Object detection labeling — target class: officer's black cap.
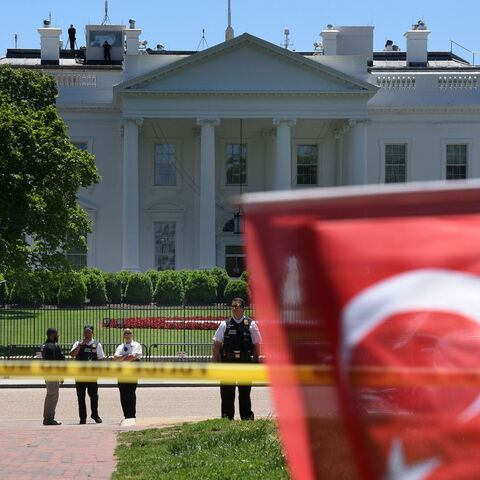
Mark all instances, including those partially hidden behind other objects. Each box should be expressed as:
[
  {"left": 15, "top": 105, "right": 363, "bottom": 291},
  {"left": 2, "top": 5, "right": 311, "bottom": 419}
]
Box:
[
  {"left": 47, "top": 327, "right": 58, "bottom": 336},
  {"left": 84, "top": 324, "right": 94, "bottom": 332}
]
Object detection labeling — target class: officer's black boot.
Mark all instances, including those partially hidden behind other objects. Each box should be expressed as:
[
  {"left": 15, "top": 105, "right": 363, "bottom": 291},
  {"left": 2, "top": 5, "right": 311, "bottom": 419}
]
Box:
[{"left": 90, "top": 394, "right": 102, "bottom": 423}]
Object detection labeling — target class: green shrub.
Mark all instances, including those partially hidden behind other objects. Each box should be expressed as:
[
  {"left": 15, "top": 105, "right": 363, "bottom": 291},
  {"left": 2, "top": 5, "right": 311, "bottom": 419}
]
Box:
[
  {"left": 153, "top": 270, "right": 185, "bottom": 305},
  {"left": 9, "top": 271, "right": 44, "bottom": 305},
  {"left": 80, "top": 267, "right": 103, "bottom": 277},
  {"left": 81, "top": 270, "right": 107, "bottom": 305},
  {"left": 178, "top": 269, "right": 192, "bottom": 290},
  {"left": 103, "top": 272, "right": 122, "bottom": 304},
  {"left": 116, "top": 270, "right": 132, "bottom": 299},
  {"left": 224, "top": 279, "right": 249, "bottom": 305},
  {"left": 185, "top": 270, "right": 216, "bottom": 304},
  {"left": 57, "top": 272, "right": 87, "bottom": 306},
  {"left": 34, "top": 270, "right": 60, "bottom": 305},
  {"left": 145, "top": 269, "right": 161, "bottom": 291},
  {"left": 0, "top": 273, "right": 9, "bottom": 304},
  {"left": 124, "top": 273, "right": 153, "bottom": 304},
  {"left": 240, "top": 269, "right": 249, "bottom": 284},
  {"left": 209, "top": 267, "right": 230, "bottom": 303}
]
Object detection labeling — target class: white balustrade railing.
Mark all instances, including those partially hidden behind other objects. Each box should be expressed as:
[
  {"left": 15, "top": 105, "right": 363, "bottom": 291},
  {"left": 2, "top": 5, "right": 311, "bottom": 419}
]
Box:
[
  {"left": 54, "top": 73, "right": 97, "bottom": 88},
  {"left": 375, "top": 76, "right": 416, "bottom": 89},
  {"left": 438, "top": 75, "right": 478, "bottom": 89}
]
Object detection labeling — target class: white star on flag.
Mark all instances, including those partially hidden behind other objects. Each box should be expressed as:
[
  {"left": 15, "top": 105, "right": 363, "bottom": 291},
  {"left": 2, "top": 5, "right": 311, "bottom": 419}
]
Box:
[{"left": 383, "top": 438, "right": 440, "bottom": 480}]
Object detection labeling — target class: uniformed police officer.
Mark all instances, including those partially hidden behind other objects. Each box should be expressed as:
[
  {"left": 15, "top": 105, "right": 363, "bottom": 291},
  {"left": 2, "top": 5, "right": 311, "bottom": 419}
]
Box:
[
  {"left": 114, "top": 328, "right": 142, "bottom": 419},
  {"left": 70, "top": 325, "right": 105, "bottom": 424},
  {"left": 213, "top": 297, "right": 262, "bottom": 420},
  {"left": 41, "top": 327, "right": 65, "bottom": 426}
]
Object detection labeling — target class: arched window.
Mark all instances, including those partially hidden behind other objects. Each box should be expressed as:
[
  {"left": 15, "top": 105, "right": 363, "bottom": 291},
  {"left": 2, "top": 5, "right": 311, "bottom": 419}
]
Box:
[{"left": 223, "top": 218, "right": 235, "bottom": 233}]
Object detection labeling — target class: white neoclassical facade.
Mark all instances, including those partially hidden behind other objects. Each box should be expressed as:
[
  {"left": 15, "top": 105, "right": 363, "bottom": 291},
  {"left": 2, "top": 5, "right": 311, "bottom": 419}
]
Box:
[{"left": 2, "top": 20, "right": 480, "bottom": 274}]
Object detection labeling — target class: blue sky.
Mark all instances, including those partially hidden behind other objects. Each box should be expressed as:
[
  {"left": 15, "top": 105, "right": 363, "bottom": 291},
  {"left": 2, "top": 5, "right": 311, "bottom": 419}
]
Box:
[{"left": 1, "top": 1, "right": 479, "bottom": 61}]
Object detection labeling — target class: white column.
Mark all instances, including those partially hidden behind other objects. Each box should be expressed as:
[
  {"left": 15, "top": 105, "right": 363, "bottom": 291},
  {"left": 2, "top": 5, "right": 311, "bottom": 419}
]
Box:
[
  {"left": 122, "top": 118, "right": 143, "bottom": 272},
  {"left": 349, "top": 119, "right": 369, "bottom": 185},
  {"left": 197, "top": 117, "right": 220, "bottom": 270},
  {"left": 273, "top": 118, "right": 296, "bottom": 190},
  {"left": 335, "top": 133, "right": 344, "bottom": 186}
]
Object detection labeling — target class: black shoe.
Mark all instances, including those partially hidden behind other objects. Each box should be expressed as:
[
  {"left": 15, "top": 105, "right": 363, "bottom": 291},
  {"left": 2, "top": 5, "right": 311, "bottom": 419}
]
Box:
[
  {"left": 43, "top": 420, "right": 61, "bottom": 426},
  {"left": 79, "top": 419, "right": 86, "bottom": 424},
  {"left": 91, "top": 415, "right": 102, "bottom": 424}
]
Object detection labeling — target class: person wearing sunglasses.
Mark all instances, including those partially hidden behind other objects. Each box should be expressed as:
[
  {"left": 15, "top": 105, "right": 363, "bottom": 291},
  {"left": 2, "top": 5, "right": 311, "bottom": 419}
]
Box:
[
  {"left": 213, "top": 297, "right": 262, "bottom": 420},
  {"left": 114, "top": 328, "right": 142, "bottom": 420}
]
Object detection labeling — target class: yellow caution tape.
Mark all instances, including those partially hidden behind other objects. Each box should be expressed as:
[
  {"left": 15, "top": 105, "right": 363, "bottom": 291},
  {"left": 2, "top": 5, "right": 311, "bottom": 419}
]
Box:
[
  {"left": 0, "top": 361, "right": 269, "bottom": 384},
  {"left": 2, "top": 361, "right": 479, "bottom": 387}
]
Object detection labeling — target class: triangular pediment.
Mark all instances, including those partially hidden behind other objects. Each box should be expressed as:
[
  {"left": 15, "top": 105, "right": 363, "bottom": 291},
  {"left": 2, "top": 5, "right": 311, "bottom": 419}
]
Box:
[{"left": 117, "top": 33, "right": 376, "bottom": 95}]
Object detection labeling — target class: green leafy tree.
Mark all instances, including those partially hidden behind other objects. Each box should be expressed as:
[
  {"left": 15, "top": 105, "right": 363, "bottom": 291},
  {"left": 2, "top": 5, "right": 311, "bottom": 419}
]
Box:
[
  {"left": 0, "top": 65, "right": 100, "bottom": 274},
  {"left": 209, "top": 267, "right": 230, "bottom": 303},
  {"left": 103, "top": 272, "right": 122, "bottom": 304}
]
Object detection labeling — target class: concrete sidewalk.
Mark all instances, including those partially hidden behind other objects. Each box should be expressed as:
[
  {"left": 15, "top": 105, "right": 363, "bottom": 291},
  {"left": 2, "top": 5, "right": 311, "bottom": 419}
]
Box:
[{"left": 0, "top": 385, "right": 275, "bottom": 479}]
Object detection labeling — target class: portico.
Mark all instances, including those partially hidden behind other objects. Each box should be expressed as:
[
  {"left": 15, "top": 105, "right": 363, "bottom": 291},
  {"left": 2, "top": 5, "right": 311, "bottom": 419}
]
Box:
[{"left": 116, "top": 33, "right": 376, "bottom": 271}]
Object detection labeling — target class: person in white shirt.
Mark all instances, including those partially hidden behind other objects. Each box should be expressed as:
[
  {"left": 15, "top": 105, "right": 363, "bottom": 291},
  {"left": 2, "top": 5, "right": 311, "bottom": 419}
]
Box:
[
  {"left": 114, "top": 328, "right": 142, "bottom": 419},
  {"left": 70, "top": 324, "right": 105, "bottom": 424},
  {"left": 213, "top": 297, "right": 262, "bottom": 420}
]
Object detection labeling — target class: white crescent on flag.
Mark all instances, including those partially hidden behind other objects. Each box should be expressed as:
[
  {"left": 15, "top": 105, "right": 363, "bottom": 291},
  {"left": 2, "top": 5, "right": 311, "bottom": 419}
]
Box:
[{"left": 341, "top": 268, "right": 480, "bottom": 365}]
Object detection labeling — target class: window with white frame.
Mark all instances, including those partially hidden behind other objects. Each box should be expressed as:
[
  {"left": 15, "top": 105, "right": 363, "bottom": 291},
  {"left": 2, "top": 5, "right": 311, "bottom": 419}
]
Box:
[
  {"left": 225, "top": 245, "right": 245, "bottom": 278},
  {"left": 66, "top": 234, "right": 87, "bottom": 271},
  {"left": 155, "top": 222, "right": 176, "bottom": 270},
  {"left": 446, "top": 144, "right": 467, "bottom": 180},
  {"left": 72, "top": 142, "right": 88, "bottom": 152},
  {"left": 155, "top": 144, "right": 176, "bottom": 186},
  {"left": 296, "top": 145, "right": 318, "bottom": 185},
  {"left": 226, "top": 144, "right": 247, "bottom": 185},
  {"left": 385, "top": 144, "right": 407, "bottom": 183}
]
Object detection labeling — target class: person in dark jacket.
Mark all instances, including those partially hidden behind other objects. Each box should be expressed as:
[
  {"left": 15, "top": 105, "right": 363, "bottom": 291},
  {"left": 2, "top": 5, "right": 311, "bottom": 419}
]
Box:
[
  {"left": 68, "top": 24, "right": 76, "bottom": 50},
  {"left": 41, "top": 328, "right": 65, "bottom": 426},
  {"left": 70, "top": 325, "right": 105, "bottom": 424},
  {"left": 212, "top": 298, "right": 262, "bottom": 420}
]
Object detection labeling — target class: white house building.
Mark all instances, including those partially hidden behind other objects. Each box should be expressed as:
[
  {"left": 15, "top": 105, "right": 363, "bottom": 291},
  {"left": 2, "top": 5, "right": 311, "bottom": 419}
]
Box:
[{"left": 2, "top": 18, "right": 479, "bottom": 275}]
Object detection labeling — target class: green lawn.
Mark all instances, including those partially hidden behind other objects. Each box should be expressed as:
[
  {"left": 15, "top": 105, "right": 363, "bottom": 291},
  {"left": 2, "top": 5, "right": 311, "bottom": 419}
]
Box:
[
  {"left": 112, "top": 419, "right": 288, "bottom": 480},
  {"left": 0, "top": 305, "right": 254, "bottom": 358}
]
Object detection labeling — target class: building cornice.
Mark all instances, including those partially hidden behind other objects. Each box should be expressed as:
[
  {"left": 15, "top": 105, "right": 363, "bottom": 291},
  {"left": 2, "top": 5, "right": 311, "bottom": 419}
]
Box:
[
  {"left": 119, "top": 90, "right": 374, "bottom": 98},
  {"left": 57, "top": 103, "right": 121, "bottom": 113},
  {"left": 368, "top": 104, "right": 480, "bottom": 114}
]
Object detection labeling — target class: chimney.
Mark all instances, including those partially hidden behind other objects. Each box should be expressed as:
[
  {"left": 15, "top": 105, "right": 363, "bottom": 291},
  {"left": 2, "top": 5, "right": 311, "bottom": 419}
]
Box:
[
  {"left": 38, "top": 20, "right": 62, "bottom": 65},
  {"left": 125, "top": 19, "right": 142, "bottom": 55},
  {"left": 404, "top": 20, "right": 430, "bottom": 66},
  {"left": 320, "top": 24, "right": 339, "bottom": 56}
]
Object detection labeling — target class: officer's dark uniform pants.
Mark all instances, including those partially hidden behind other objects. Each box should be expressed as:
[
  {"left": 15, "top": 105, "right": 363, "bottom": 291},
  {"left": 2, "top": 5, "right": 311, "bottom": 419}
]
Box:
[
  {"left": 75, "top": 382, "right": 99, "bottom": 420},
  {"left": 220, "top": 384, "right": 254, "bottom": 420},
  {"left": 118, "top": 382, "right": 137, "bottom": 419}
]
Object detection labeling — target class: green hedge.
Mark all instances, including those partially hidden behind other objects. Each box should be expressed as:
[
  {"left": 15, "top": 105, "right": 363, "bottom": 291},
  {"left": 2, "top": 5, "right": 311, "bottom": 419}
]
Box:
[
  {"left": 185, "top": 270, "right": 217, "bottom": 304},
  {"left": 209, "top": 267, "right": 230, "bottom": 303},
  {"left": 103, "top": 272, "right": 122, "bottom": 303},
  {"left": 80, "top": 268, "right": 107, "bottom": 305},
  {"left": 124, "top": 273, "right": 153, "bottom": 304},
  {"left": 153, "top": 270, "right": 185, "bottom": 305},
  {"left": 9, "top": 272, "right": 44, "bottom": 306},
  {"left": 58, "top": 272, "right": 87, "bottom": 306},
  {"left": 0, "top": 273, "right": 9, "bottom": 304},
  {"left": 224, "top": 279, "right": 249, "bottom": 305},
  {"left": 116, "top": 270, "right": 132, "bottom": 299}
]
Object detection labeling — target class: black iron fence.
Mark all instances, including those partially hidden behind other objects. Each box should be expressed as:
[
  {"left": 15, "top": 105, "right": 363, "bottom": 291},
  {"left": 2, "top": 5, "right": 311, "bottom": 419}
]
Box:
[{"left": 0, "top": 303, "right": 255, "bottom": 361}]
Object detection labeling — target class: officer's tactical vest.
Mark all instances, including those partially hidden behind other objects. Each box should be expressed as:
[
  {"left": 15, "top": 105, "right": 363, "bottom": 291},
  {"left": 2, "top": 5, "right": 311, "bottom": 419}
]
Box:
[
  {"left": 76, "top": 342, "right": 98, "bottom": 361},
  {"left": 220, "top": 317, "right": 253, "bottom": 363}
]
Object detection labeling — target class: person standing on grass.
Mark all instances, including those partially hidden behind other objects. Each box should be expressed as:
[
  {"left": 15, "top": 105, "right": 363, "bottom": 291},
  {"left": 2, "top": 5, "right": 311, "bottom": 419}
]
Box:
[
  {"left": 70, "top": 324, "right": 104, "bottom": 424},
  {"left": 114, "top": 328, "right": 142, "bottom": 419},
  {"left": 41, "top": 327, "right": 65, "bottom": 426},
  {"left": 212, "top": 297, "right": 262, "bottom": 420}
]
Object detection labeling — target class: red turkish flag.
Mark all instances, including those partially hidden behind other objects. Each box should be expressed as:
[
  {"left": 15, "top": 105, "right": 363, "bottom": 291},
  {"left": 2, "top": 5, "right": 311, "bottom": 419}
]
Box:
[
  {"left": 243, "top": 184, "right": 480, "bottom": 480},
  {"left": 306, "top": 214, "right": 480, "bottom": 479}
]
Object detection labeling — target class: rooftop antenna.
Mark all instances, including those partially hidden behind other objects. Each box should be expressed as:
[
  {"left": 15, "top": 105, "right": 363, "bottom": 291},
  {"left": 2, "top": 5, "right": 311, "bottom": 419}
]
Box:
[
  {"left": 14, "top": 34, "right": 17, "bottom": 49},
  {"left": 101, "top": 0, "right": 111, "bottom": 25},
  {"left": 281, "top": 28, "right": 293, "bottom": 50},
  {"left": 197, "top": 29, "right": 209, "bottom": 51},
  {"left": 225, "top": 0, "right": 234, "bottom": 41}
]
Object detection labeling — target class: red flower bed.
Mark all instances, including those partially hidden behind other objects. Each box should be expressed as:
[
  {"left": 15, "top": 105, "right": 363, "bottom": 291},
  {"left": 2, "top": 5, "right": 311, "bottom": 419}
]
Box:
[{"left": 102, "top": 316, "right": 230, "bottom": 330}]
